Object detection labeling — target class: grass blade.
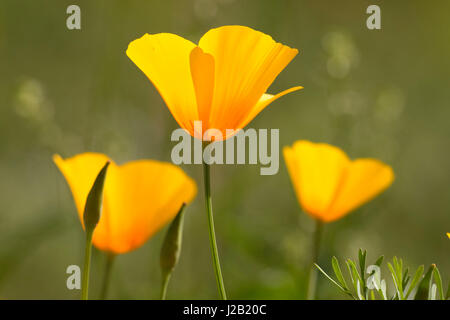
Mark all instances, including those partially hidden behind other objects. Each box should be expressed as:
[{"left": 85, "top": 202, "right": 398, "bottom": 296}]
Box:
[
  {"left": 432, "top": 267, "right": 444, "bottom": 300},
  {"left": 405, "top": 265, "right": 424, "bottom": 299},
  {"left": 332, "top": 256, "right": 349, "bottom": 290},
  {"left": 415, "top": 264, "right": 434, "bottom": 300},
  {"left": 314, "top": 263, "right": 354, "bottom": 299}
]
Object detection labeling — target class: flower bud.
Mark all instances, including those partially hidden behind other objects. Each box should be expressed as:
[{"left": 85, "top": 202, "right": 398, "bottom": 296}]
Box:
[
  {"left": 83, "top": 161, "right": 110, "bottom": 234},
  {"left": 160, "top": 203, "right": 186, "bottom": 275}
]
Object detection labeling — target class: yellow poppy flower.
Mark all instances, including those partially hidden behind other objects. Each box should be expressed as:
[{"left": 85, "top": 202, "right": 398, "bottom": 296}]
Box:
[
  {"left": 447, "top": 233, "right": 450, "bottom": 239},
  {"left": 126, "top": 25, "right": 302, "bottom": 140},
  {"left": 283, "top": 140, "right": 394, "bottom": 223},
  {"left": 53, "top": 153, "right": 197, "bottom": 254}
]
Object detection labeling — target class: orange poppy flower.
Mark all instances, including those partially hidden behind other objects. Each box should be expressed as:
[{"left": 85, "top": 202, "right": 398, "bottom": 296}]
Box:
[
  {"left": 283, "top": 140, "right": 394, "bottom": 223},
  {"left": 54, "top": 153, "right": 197, "bottom": 254},
  {"left": 126, "top": 25, "right": 302, "bottom": 140}
]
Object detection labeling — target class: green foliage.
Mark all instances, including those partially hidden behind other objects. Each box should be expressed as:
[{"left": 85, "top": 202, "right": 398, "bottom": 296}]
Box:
[{"left": 315, "top": 249, "right": 448, "bottom": 300}]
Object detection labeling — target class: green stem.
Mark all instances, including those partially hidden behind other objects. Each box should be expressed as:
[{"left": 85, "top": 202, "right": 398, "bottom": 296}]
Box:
[
  {"left": 81, "top": 229, "right": 94, "bottom": 300},
  {"left": 160, "top": 271, "right": 171, "bottom": 300},
  {"left": 202, "top": 143, "right": 227, "bottom": 300},
  {"left": 307, "top": 219, "right": 323, "bottom": 300},
  {"left": 100, "top": 253, "right": 115, "bottom": 300}
]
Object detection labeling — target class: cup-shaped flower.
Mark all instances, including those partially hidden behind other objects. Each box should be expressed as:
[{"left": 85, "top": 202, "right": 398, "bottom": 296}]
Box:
[
  {"left": 54, "top": 153, "right": 197, "bottom": 254},
  {"left": 126, "top": 25, "right": 302, "bottom": 140},
  {"left": 283, "top": 140, "right": 394, "bottom": 223}
]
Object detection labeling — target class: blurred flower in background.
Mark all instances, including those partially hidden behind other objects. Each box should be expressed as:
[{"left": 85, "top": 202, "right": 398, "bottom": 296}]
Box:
[
  {"left": 53, "top": 152, "right": 197, "bottom": 254},
  {"left": 322, "top": 30, "right": 359, "bottom": 79},
  {"left": 328, "top": 90, "right": 366, "bottom": 116},
  {"left": 194, "top": 0, "right": 218, "bottom": 21},
  {"left": 194, "top": 0, "right": 237, "bottom": 22},
  {"left": 284, "top": 140, "right": 394, "bottom": 299},
  {"left": 374, "top": 87, "right": 405, "bottom": 123},
  {"left": 13, "top": 77, "right": 83, "bottom": 153},
  {"left": 283, "top": 140, "right": 394, "bottom": 222},
  {"left": 14, "top": 78, "right": 53, "bottom": 123}
]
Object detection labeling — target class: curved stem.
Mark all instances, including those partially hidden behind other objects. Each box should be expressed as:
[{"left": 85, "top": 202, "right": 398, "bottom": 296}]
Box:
[
  {"left": 202, "top": 144, "right": 227, "bottom": 300},
  {"left": 81, "top": 229, "right": 94, "bottom": 300},
  {"left": 100, "top": 253, "right": 115, "bottom": 300},
  {"left": 160, "top": 271, "right": 171, "bottom": 300},
  {"left": 307, "top": 219, "right": 323, "bottom": 300}
]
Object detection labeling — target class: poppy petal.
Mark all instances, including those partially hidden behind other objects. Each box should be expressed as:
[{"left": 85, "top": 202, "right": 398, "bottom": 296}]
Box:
[
  {"left": 126, "top": 33, "right": 198, "bottom": 133},
  {"left": 94, "top": 160, "right": 197, "bottom": 254},
  {"left": 237, "top": 86, "right": 303, "bottom": 129},
  {"left": 326, "top": 159, "right": 394, "bottom": 222},
  {"left": 198, "top": 25, "right": 298, "bottom": 131},
  {"left": 53, "top": 153, "right": 112, "bottom": 227},
  {"left": 283, "top": 141, "right": 350, "bottom": 221},
  {"left": 190, "top": 46, "right": 215, "bottom": 135}
]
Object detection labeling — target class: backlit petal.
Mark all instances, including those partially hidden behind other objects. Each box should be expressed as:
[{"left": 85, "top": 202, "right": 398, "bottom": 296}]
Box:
[
  {"left": 198, "top": 25, "right": 299, "bottom": 132},
  {"left": 237, "top": 86, "right": 303, "bottom": 130},
  {"left": 54, "top": 153, "right": 197, "bottom": 254},
  {"left": 325, "top": 159, "right": 394, "bottom": 222},
  {"left": 53, "top": 153, "right": 112, "bottom": 226},
  {"left": 190, "top": 46, "right": 215, "bottom": 136},
  {"left": 283, "top": 141, "right": 350, "bottom": 221},
  {"left": 96, "top": 160, "right": 197, "bottom": 253},
  {"left": 126, "top": 33, "right": 198, "bottom": 134}
]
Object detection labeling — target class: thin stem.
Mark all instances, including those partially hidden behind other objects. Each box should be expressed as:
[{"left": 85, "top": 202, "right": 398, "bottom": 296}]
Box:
[
  {"left": 160, "top": 271, "right": 171, "bottom": 300},
  {"left": 202, "top": 142, "right": 227, "bottom": 300},
  {"left": 81, "top": 229, "right": 94, "bottom": 300},
  {"left": 307, "top": 219, "right": 323, "bottom": 300},
  {"left": 100, "top": 253, "right": 115, "bottom": 300}
]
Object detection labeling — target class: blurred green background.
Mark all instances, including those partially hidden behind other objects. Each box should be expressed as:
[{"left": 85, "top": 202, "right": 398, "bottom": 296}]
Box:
[{"left": 0, "top": 0, "right": 449, "bottom": 299}]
